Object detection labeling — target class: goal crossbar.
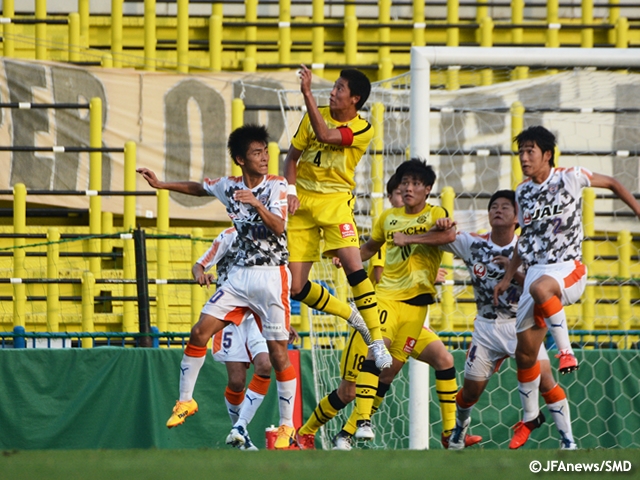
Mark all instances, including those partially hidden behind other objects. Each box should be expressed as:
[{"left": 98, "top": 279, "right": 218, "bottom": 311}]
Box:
[{"left": 410, "top": 46, "right": 640, "bottom": 167}]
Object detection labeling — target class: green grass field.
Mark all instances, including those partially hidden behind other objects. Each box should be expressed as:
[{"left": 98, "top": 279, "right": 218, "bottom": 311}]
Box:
[{"left": 2, "top": 448, "right": 638, "bottom": 480}]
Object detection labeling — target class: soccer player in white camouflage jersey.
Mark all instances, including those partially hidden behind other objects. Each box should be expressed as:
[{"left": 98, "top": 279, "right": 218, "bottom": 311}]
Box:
[
  {"left": 443, "top": 190, "right": 575, "bottom": 451},
  {"left": 138, "top": 124, "right": 298, "bottom": 450},
  {"left": 194, "top": 227, "right": 271, "bottom": 451},
  {"left": 494, "top": 125, "right": 640, "bottom": 449}
]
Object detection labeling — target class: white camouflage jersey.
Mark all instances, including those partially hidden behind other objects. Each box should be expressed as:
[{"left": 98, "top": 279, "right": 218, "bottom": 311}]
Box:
[
  {"left": 203, "top": 175, "right": 288, "bottom": 267},
  {"left": 516, "top": 167, "right": 591, "bottom": 269},
  {"left": 441, "top": 232, "right": 520, "bottom": 321},
  {"left": 197, "top": 227, "right": 238, "bottom": 286}
]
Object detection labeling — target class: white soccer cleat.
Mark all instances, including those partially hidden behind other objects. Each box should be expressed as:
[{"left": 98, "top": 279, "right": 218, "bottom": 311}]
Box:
[
  {"left": 355, "top": 419, "right": 375, "bottom": 441},
  {"left": 448, "top": 419, "right": 470, "bottom": 451},
  {"left": 332, "top": 431, "right": 354, "bottom": 451},
  {"left": 370, "top": 340, "right": 392, "bottom": 370},
  {"left": 560, "top": 440, "right": 578, "bottom": 450},
  {"left": 239, "top": 430, "right": 259, "bottom": 451},
  {"left": 226, "top": 425, "right": 247, "bottom": 448},
  {"left": 347, "top": 305, "right": 373, "bottom": 345}
]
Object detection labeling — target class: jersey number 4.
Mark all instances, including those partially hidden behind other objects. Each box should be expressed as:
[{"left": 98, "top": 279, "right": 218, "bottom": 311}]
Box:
[{"left": 312, "top": 151, "right": 321, "bottom": 167}]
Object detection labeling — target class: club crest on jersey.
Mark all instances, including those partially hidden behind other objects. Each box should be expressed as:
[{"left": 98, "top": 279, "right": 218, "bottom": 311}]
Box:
[
  {"left": 473, "top": 263, "right": 487, "bottom": 278},
  {"left": 549, "top": 183, "right": 559, "bottom": 195},
  {"left": 339, "top": 223, "right": 356, "bottom": 238},
  {"left": 522, "top": 204, "right": 564, "bottom": 225},
  {"left": 258, "top": 194, "right": 269, "bottom": 204},
  {"left": 417, "top": 215, "right": 427, "bottom": 224}
]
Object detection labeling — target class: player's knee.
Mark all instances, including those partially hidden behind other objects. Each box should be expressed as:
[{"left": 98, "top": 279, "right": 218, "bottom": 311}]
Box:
[
  {"left": 227, "top": 378, "right": 245, "bottom": 392},
  {"left": 431, "top": 348, "right": 454, "bottom": 371},
  {"left": 253, "top": 353, "right": 272, "bottom": 376},
  {"left": 336, "top": 383, "right": 356, "bottom": 404},
  {"left": 529, "top": 280, "right": 556, "bottom": 304},
  {"left": 290, "top": 280, "right": 312, "bottom": 301},
  {"left": 189, "top": 324, "right": 210, "bottom": 345},
  {"left": 515, "top": 348, "right": 537, "bottom": 369}
]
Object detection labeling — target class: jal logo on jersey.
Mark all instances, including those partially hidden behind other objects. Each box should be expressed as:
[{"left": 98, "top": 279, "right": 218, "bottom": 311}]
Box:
[
  {"left": 339, "top": 223, "right": 356, "bottom": 238},
  {"left": 473, "top": 263, "right": 487, "bottom": 278},
  {"left": 522, "top": 204, "right": 564, "bottom": 225}
]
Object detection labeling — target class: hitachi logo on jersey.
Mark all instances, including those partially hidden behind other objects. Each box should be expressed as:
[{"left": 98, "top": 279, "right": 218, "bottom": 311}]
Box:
[
  {"left": 522, "top": 204, "right": 564, "bottom": 225},
  {"left": 385, "top": 225, "right": 429, "bottom": 240}
]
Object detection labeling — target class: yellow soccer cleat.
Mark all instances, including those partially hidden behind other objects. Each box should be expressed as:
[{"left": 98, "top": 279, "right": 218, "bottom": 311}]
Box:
[
  {"left": 273, "top": 424, "right": 298, "bottom": 450},
  {"left": 166, "top": 399, "right": 198, "bottom": 428}
]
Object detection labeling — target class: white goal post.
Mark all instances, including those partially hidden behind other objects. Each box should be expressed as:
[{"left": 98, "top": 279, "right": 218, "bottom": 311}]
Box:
[{"left": 408, "top": 46, "right": 640, "bottom": 450}]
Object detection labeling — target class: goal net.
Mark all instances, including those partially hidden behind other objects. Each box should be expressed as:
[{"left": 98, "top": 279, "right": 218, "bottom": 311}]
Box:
[{"left": 272, "top": 47, "right": 640, "bottom": 450}]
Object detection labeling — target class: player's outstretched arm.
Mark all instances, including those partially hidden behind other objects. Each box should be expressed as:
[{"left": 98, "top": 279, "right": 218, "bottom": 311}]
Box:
[
  {"left": 360, "top": 238, "right": 385, "bottom": 262},
  {"left": 137, "top": 168, "right": 207, "bottom": 196},
  {"left": 393, "top": 222, "right": 456, "bottom": 247},
  {"left": 590, "top": 172, "right": 640, "bottom": 218},
  {"left": 298, "top": 64, "right": 344, "bottom": 146},
  {"left": 493, "top": 247, "right": 522, "bottom": 305},
  {"left": 284, "top": 145, "right": 302, "bottom": 214}
]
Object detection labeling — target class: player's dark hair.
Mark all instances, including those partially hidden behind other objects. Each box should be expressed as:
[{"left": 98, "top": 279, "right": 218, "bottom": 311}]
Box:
[
  {"left": 386, "top": 173, "right": 401, "bottom": 197},
  {"left": 395, "top": 158, "right": 436, "bottom": 188},
  {"left": 514, "top": 125, "right": 556, "bottom": 167},
  {"left": 227, "top": 124, "right": 269, "bottom": 166},
  {"left": 488, "top": 189, "right": 516, "bottom": 211},
  {"left": 340, "top": 69, "right": 371, "bottom": 110}
]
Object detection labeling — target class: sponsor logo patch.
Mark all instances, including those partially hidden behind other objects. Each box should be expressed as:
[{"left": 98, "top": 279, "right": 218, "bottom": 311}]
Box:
[
  {"left": 339, "top": 223, "right": 356, "bottom": 238},
  {"left": 403, "top": 337, "right": 417, "bottom": 354},
  {"left": 473, "top": 263, "right": 487, "bottom": 278}
]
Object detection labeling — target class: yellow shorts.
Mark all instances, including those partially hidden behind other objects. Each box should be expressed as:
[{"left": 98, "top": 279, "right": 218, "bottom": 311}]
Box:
[
  {"left": 379, "top": 297, "right": 429, "bottom": 364},
  {"left": 410, "top": 324, "right": 441, "bottom": 360},
  {"left": 339, "top": 297, "right": 430, "bottom": 381},
  {"left": 288, "top": 189, "right": 359, "bottom": 262}
]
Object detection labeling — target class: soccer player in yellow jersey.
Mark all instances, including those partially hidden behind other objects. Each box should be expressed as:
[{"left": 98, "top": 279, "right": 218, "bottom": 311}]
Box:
[
  {"left": 349, "top": 159, "right": 456, "bottom": 442},
  {"left": 368, "top": 174, "right": 402, "bottom": 284},
  {"left": 295, "top": 167, "right": 481, "bottom": 450},
  {"left": 285, "top": 65, "right": 392, "bottom": 374}
]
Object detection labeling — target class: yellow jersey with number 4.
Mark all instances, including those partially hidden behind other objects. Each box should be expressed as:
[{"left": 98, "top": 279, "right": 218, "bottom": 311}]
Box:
[
  {"left": 372, "top": 203, "right": 447, "bottom": 301},
  {"left": 291, "top": 106, "right": 373, "bottom": 194}
]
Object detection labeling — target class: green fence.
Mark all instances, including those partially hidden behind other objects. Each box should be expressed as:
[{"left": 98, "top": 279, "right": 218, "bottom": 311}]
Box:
[{"left": 0, "top": 348, "right": 638, "bottom": 450}]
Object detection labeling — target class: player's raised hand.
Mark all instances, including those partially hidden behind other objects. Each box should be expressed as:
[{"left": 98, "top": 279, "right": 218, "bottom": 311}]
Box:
[
  {"left": 298, "top": 64, "right": 312, "bottom": 95},
  {"left": 233, "top": 189, "right": 260, "bottom": 208},
  {"left": 137, "top": 168, "right": 161, "bottom": 188}
]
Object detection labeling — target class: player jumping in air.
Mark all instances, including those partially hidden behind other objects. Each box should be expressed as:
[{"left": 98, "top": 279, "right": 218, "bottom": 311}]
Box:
[
  {"left": 138, "top": 124, "right": 298, "bottom": 450},
  {"left": 439, "top": 190, "right": 576, "bottom": 450},
  {"left": 285, "top": 65, "right": 392, "bottom": 374},
  {"left": 494, "top": 125, "right": 640, "bottom": 449}
]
